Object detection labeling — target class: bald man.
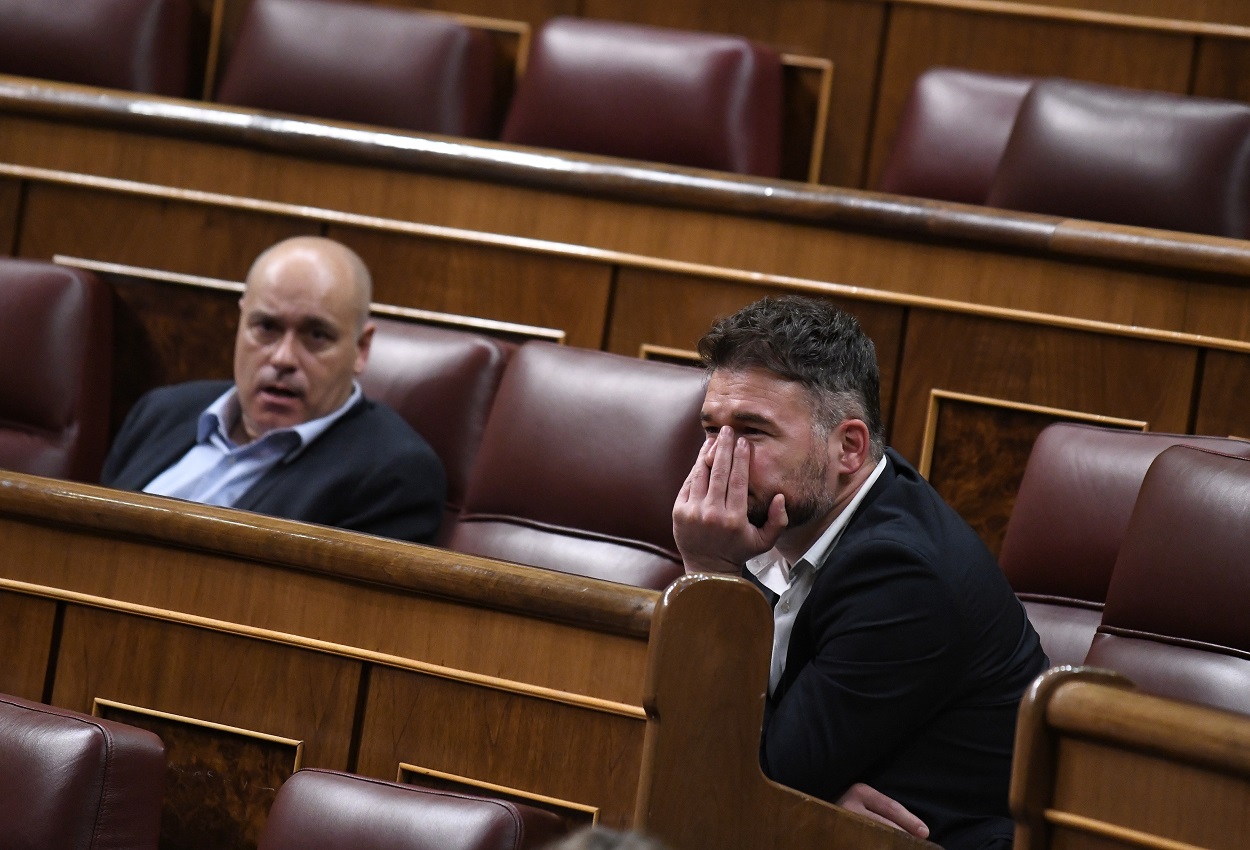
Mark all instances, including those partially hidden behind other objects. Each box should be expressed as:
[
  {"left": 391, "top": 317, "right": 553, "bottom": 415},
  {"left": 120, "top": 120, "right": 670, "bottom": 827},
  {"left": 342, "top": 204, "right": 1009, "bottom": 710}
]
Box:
[{"left": 101, "top": 237, "right": 445, "bottom": 544}]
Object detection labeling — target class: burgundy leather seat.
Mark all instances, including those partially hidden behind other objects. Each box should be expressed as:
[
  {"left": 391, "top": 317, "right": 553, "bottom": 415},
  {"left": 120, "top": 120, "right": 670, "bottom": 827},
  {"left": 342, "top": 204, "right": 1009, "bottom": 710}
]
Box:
[
  {"left": 0, "top": 259, "right": 113, "bottom": 482},
  {"left": 501, "top": 17, "right": 783, "bottom": 177},
  {"left": 448, "top": 343, "right": 705, "bottom": 589},
  {"left": 258, "top": 769, "right": 566, "bottom": 850},
  {"left": 998, "top": 423, "right": 1250, "bottom": 668},
  {"left": 878, "top": 67, "right": 1034, "bottom": 205},
  {"left": 0, "top": 693, "right": 166, "bottom": 850},
  {"left": 359, "top": 319, "right": 513, "bottom": 545},
  {"left": 0, "top": 0, "right": 191, "bottom": 95},
  {"left": 1086, "top": 446, "right": 1250, "bottom": 714},
  {"left": 216, "top": 0, "right": 496, "bottom": 138},
  {"left": 985, "top": 79, "right": 1250, "bottom": 237}
]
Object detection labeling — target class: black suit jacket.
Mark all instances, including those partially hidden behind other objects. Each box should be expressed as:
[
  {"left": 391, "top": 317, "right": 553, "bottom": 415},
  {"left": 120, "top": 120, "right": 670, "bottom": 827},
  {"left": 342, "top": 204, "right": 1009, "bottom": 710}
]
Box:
[
  {"left": 759, "top": 449, "right": 1046, "bottom": 850},
  {"left": 101, "top": 380, "right": 446, "bottom": 544}
]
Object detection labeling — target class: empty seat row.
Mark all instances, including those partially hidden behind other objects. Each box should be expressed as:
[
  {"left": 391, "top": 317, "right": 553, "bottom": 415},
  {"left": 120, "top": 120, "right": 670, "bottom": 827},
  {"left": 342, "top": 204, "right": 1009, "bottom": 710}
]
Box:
[
  {"left": 0, "top": 258, "right": 703, "bottom": 591},
  {"left": 880, "top": 67, "right": 1250, "bottom": 238},
  {"left": 999, "top": 422, "right": 1250, "bottom": 714},
  {"left": 0, "top": 0, "right": 784, "bottom": 177}
]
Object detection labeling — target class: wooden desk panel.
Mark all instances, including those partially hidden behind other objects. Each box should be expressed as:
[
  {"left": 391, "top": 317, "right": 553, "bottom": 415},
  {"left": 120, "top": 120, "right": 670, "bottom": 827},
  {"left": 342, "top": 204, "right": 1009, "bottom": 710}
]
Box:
[{"left": 0, "top": 591, "right": 56, "bottom": 701}]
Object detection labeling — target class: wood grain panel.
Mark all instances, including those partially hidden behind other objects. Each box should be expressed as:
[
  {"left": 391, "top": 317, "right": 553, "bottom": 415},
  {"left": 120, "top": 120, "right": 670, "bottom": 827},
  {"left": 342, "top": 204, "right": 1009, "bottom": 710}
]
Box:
[
  {"left": 1192, "top": 36, "right": 1250, "bottom": 102},
  {"left": 891, "top": 310, "right": 1199, "bottom": 465},
  {"left": 606, "top": 267, "right": 907, "bottom": 432},
  {"left": 0, "top": 590, "right": 56, "bottom": 700},
  {"left": 15, "top": 183, "right": 315, "bottom": 278},
  {"left": 326, "top": 224, "right": 612, "bottom": 349},
  {"left": 52, "top": 607, "right": 361, "bottom": 767},
  {"left": 359, "top": 666, "right": 644, "bottom": 828},
  {"left": 0, "top": 176, "right": 19, "bottom": 256},
  {"left": 577, "top": 0, "right": 887, "bottom": 187},
  {"left": 1194, "top": 350, "right": 1250, "bottom": 440},
  {"left": 867, "top": 4, "right": 1196, "bottom": 188},
  {"left": 108, "top": 272, "right": 238, "bottom": 437}
]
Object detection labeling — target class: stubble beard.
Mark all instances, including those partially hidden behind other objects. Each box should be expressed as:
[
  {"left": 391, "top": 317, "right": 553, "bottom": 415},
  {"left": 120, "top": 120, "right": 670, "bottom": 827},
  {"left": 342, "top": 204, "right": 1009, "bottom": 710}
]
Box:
[{"left": 746, "top": 446, "right": 835, "bottom": 530}]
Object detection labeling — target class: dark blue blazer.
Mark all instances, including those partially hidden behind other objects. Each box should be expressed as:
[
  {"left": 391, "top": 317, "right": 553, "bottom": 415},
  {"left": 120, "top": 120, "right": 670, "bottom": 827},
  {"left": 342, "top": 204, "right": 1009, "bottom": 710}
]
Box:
[
  {"left": 759, "top": 449, "right": 1045, "bottom": 850},
  {"left": 101, "top": 380, "right": 446, "bottom": 544}
]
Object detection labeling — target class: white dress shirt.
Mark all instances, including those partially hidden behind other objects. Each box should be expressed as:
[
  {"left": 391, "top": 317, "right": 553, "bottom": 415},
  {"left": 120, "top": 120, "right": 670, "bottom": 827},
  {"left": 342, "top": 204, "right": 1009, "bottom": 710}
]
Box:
[{"left": 746, "top": 454, "right": 889, "bottom": 695}]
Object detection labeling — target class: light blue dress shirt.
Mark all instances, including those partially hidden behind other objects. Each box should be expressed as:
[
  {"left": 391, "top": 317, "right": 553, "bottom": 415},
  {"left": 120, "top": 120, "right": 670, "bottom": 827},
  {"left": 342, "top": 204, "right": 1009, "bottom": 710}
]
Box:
[{"left": 143, "top": 382, "right": 363, "bottom": 508}]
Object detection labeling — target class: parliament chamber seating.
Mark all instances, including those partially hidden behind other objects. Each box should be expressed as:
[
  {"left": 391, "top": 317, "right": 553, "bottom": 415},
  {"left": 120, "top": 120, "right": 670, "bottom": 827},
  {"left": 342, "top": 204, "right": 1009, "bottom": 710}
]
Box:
[
  {"left": 501, "top": 17, "right": 783, "bottom": 177},
  {"left": 0, "top": 0, "right": 191, "bottom": 96},
  {"left": 0, "top": 692, "right": 166, "bottom": 850},
  {"left": 998, "top": 424, "right": 1250, "bottom": 668},
  {"left": 447, "top": 342, "right": 705, "bottom": 589},
  {"left": 1083, "top": 446, "right": 1250, "bottom": 715},
  {"left": 985, "top": 78, "right": 1250, "bottom": 238},
  {"left": 215, "top": 0, "right": 498, "bottom": 138},
  {"left": 258, "top": 769, "right": 567, "bottom": 850},
  {"left": 360, "top": 318, "right": 513, "bottom": 544},
  {"left": 877, "top": 67, "right": 1034, "bottom": 205},
  {"left": 0, "top": 258, "right": 113, "bottom": 482}
]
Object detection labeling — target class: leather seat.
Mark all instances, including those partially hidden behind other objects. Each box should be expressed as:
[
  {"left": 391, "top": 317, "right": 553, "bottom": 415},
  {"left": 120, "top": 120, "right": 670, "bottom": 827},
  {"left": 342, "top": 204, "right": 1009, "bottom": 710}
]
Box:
[
  {"left": 878, "top": 67, "right": 1034, "bottom": 204},
  {"left": 1085, "top": 446, "right": 1250, "bottom": 714},
  {"left": 216, "top": 0, "right": 497, "bottom": 138},
  {"left": 448, "top": 343, "right": 705, "bottom": 589},
  {"left": 0, "top": 259, "right": 113, "bottom": 482},
  {"left": 359, "top": 319, "right": 513, "bottom": 544},
  {"left": 985, "top": 79, "right": 1250, "bottom": 237},
  {"left": 0, "top": 0, "right": 191, "bottom": 95},
  {"left": 0, "top": 693, "right": 166, "bottom": 850},
  {"left": 998, "top": 423, "right": 1250, "bottom": 668},
  {"left": 501, "top": 16, "right": 783, "bottom": 177},
  {"left": 258, "top": 769, "right": 566, "bottom": 850}
]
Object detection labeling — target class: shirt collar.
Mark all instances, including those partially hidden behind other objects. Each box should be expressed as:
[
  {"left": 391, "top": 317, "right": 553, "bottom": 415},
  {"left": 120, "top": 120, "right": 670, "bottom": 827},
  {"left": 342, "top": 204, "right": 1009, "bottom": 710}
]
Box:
[
  {"left": 746, "top": 453, "right": 890, "bottom": 588},
  {"left": 197, "top": 381, "right": 363, "bottom": 458}
]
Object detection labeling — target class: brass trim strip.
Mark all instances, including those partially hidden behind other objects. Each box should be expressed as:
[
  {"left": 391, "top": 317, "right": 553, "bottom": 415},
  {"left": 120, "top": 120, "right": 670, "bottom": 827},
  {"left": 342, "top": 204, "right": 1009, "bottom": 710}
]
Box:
[
  {"left": 4, "top": 579, "right": 646, "bottom": 719},
  {"left": 894, "top": 0, "right": 1250, "bottom": 38},
  {"left": 638, "top": 344, "right": 701, "bottom": 365},
  {"left": 53, "top": 255, "right": 566, "bottom": 343},
  {"left": 11, "top": 163, "right": 1250, "bottom": 355},
  {"left": 780, "top": 53, "right": 835, "bottom": 184},
  {"left": 918, "top": 389, "right": 1148, "bottom": 477},
  {"left": 1044, "top": 809, "right": 1209, "bottom": 850},
  {"left": 398, "top": 762, "right": 600, "bottom": 822},
  {"left": 93, "top": 698, "right": 305, "bottom": 763}
]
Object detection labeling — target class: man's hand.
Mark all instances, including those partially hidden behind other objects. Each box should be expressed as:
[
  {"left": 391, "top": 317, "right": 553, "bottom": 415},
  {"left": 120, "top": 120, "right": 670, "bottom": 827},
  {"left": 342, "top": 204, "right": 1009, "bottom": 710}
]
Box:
[
  {"left": 673, "top": 426, "right": 788, "bottom": 574},
  {"left": 836, "top": 783, "right": 930, "bottom": 840}
]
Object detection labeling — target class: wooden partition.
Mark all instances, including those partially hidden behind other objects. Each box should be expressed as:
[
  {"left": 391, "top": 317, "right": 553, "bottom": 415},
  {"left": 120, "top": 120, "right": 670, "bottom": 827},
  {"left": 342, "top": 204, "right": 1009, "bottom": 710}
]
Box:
[
  {"left": 9, "top": 161, "right": 1250, "bottom": 554},
  {"left": 1011, "top": 666, "right": 1250, "bottom": 849},
  {"left": 0, "top": 471, "right": 930, "bottom": 850}
]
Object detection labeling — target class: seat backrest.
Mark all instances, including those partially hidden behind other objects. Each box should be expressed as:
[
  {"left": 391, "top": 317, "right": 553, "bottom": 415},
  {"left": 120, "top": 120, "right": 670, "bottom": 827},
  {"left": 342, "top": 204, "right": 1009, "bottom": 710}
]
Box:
[
  {"left": 501, "top": 16, "right": 783, "bottom": 177},
  {"left": 359, "top": 318, "right": 513, "bottom": 545},
  {"left": 0, "top": 0, "right": 191, "bottom": 95},
  {"left": 448, "top": 342, "right": 705, "bottom": 589},
  {"left": 878, "top": 67, "right": 1034, "bottom": 205},
  {"left": 258, "top": 769, "right": 567, "bottom": 850},
  {"left": 1085, "top": 446, "right": 1250, "bottom": 714},
  {"left": 0, "top": 259, "right": 113, "bottom": 482},
  {"left": 0, "top": 693, "right": 166, "bottom": 850},
  {"left": 999, "top": 424, "right": 1250, "bottom": 668},
  {"left": 985, "top": 79, "right": 1250, "bottom": 237},
  {"left": 216, "top": 0, "right": 496, "bottom": 138}
]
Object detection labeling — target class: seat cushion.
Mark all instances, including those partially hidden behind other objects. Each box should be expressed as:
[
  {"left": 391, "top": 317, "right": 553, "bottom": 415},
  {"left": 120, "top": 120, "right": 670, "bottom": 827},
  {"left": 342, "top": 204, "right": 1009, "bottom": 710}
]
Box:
[
  {"left": 0, "top": 694, "right": 166, "bottom": 850},
  {"left": 0, "top": 0, "right": 191, "bottom": 95},
  {"left": 878, "top": 67, "right": 1034, "bottom": 204},
  {"left": 216, "top": 0, "right": 496, "bottom": 137},
  {"left": 259, "top": 769, "right": 567, "bottom": 850},
  {"left": 502, "top": 17, "right": 782, "bottom": 176},
  {"left": 986, "top": 79, "right": 1250, "bottom": 237}
]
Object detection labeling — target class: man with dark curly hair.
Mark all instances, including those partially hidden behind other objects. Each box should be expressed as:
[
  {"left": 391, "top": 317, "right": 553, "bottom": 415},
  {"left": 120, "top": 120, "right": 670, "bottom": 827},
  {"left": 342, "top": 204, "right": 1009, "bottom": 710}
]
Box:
[{"left": 673, "top": 295, "right": 1046, "bottom": 850}]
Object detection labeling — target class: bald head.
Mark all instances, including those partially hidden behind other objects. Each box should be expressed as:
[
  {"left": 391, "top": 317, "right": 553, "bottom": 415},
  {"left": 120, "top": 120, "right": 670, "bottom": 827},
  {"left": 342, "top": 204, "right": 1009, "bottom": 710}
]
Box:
[{"left": 232, "top": 237, "right": 376, "bottom": 443}]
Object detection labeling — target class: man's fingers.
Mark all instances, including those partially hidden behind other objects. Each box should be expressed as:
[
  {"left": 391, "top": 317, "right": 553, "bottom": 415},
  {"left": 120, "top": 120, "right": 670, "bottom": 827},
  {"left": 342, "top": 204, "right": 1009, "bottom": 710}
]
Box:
[
  {"left": 681, "top": 434, "right": 716, "bottom": 501},
  {"left": 705, "top": 426, "right": 736, "bottom": 498},
  {"left": 723, "top": 435, "right": 752, "bottom": 516},
  {"left": 837, "top": 783, "right": 929, "bottom": 840}
]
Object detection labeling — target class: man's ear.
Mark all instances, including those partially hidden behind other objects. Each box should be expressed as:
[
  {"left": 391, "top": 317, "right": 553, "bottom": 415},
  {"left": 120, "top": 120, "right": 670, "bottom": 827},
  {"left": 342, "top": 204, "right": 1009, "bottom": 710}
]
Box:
[
  {"left": 354, "top": 322, "right": 376, "bottom": 374},
  {"left": 833, "top": 418, "right": 872, "bottom": 476}
]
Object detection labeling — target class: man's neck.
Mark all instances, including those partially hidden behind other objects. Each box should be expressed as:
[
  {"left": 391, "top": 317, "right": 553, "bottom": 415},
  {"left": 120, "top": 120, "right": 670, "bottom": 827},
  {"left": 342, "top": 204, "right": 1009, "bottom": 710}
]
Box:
[{"left": 775, "top": 460, "right": 879, "bottom": 564}]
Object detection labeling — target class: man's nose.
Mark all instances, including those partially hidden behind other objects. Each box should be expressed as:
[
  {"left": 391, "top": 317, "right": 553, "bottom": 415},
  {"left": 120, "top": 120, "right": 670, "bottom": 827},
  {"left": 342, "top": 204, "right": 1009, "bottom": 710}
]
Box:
[{"left": 269, "top": 330, "right": 300, "bottom": 368}]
